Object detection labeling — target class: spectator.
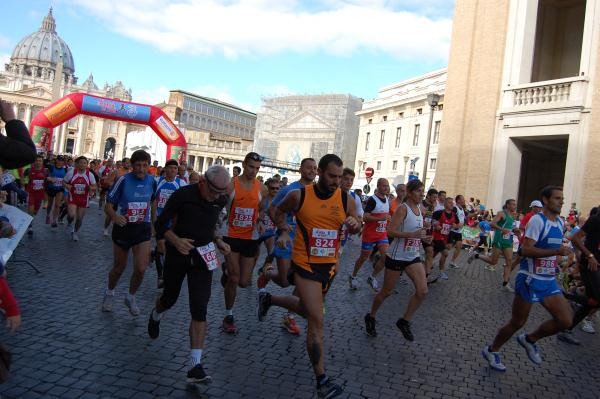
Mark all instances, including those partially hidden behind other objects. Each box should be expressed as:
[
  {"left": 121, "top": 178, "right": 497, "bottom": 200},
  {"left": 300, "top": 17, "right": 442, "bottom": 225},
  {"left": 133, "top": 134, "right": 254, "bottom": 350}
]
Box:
[{"left": 0, "top": 100, "right": 36, "bottom": 169}]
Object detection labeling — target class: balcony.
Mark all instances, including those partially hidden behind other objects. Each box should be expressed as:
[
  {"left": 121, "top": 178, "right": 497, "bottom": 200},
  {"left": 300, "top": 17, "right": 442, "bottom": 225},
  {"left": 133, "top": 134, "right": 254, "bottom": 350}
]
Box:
[{"left": 501, "top": 76, "right": 588, "bottom": 114}]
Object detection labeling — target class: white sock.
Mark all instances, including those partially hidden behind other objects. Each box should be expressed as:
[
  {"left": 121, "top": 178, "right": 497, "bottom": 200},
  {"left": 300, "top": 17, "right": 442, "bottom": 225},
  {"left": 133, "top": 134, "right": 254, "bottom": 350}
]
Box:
[
  {"left": 190, "top": 349, "right": 202, "bottom": 366},
  {"left": 152, "top": 309, "right": 163, "bottom": 321},
  {"left": 227, "top": 309, "right": 233, "bottom": 317},
  {"left": 105, "top": 288, "right": 114, "bottom": 296}
]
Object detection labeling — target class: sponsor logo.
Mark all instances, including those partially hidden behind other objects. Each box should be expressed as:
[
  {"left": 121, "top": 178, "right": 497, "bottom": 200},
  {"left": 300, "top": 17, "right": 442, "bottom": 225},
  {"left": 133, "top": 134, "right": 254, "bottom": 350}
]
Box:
[
  {"left": 44, "top": 97, "right": 78, "bottom": 125},
  {"left": 81, "top": 96, "right": 151, "bottom": 122},
  {"left": 155, "top": 116, "right": 180, "bottom": 141}
]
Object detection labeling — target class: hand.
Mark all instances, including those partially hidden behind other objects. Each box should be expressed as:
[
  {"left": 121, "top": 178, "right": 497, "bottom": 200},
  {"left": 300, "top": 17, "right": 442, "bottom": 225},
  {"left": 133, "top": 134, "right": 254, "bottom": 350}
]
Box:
[
  {"left": 557, "top": 246, "right": 572, "bottom": 257},
  {"left": 157, "top": 239, "right": 166, "bottom": 254},
  {"left": 421, "top": 235, "right": 433, "bottom": 244},
  {"left": 345, "top": 216, "right": 360, "bottom": 232},
  {"left": 216, "top": 238, "right": 231, "bottom": 256},
  {"left": 276, "top": 231, "right": 291, "bottom": 249},
  {"left": 6, "top": 315, "right": 21, "bottom": 332},
  {"left": 174, "top": 237, "right": 195, "bottom": 255},
  {"left": 0, "top": 100, "right": 16, "bottom": 122},
  {"left": 412, "top": 229, "right": 426, "bottom": 239},
  {"left": 588, "top": 256, "right": 599, "bottom": 272},
  {"left": 112, "top": 214, "right": 127, "bottom": 227}
]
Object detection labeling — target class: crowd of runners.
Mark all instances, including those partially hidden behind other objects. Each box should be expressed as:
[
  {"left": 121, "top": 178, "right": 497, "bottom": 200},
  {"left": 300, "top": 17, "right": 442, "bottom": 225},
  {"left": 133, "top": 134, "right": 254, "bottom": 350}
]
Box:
[{"left": 2, "top": 148, "right": 599, "bottom": 399}]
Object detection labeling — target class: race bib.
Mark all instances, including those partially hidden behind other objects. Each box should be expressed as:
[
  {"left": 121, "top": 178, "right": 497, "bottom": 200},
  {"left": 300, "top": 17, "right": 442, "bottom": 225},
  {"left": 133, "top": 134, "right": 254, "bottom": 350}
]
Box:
[
  {"left": 263, "top": 215, "right": 276, "bottom": 231},
  {"left": 127, "top": 202, "right": 147, "bottom": 223},
  {"left": 197, "top": 242, "right": 219, "bottom": 271},
  {"left": 233, "top": 207, "right": 255, "bottom": 228},
  {"left": 73, "top": 183, "right": 86, "bottom": 195},
  {"left": 404, "top": 238, "right": 421, "bottom": 254},
  {"left": 534, "top": 257, "right": 557, "bottom": 275},
  {"left": 53, "top": 177, "right": 63, "bottom": 186},
  {"left": 309, "top": 228, "right": 339, "bottom": 257},
  {"left": 502, "top": 232, "right": 511, "bottom": 240},
  {"left": 376, "top": 220, "right": 387, "bottom": 233},
  {"left": 32, "top": 179, "right": 44, "bottom": 190},
  {"left": 157, "top": 189, "right": 174, "bottom": 208},
  {"left": 441, "top": 224, "right": 451, "bottom": 235}
]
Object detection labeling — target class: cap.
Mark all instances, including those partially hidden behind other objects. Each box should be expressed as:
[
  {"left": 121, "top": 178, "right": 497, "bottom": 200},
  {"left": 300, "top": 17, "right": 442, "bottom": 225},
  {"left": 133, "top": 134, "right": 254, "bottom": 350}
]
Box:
[{"left": 530, "top": 200, "right": 543, "bottom": 208}]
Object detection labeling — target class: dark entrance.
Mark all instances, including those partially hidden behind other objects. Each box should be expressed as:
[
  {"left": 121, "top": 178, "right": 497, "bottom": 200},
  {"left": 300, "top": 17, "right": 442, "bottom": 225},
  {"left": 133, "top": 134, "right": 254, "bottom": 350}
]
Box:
[{"left": 104, "top": 137, "right": 116, "bottom": 160}]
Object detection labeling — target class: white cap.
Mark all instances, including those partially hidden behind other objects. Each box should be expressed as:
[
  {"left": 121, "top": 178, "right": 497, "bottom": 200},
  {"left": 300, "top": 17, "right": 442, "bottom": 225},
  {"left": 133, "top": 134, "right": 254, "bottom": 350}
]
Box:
[{"left": 530, "top": 200, "right": 543, "bottom": 208}]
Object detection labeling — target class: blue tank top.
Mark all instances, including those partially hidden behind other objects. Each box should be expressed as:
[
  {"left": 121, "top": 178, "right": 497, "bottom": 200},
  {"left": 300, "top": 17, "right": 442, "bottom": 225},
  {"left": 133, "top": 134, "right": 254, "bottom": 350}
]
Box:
[
  {"left": 155, "top": 176, "right": 184, "bottom": 216},
  {"left": 270, "top": 180, "right": 303, "bottom": 239},
  {"left": 107, "top": 173, "right": 156, "bottom": 224},
  {"left": 519, "top": 213, "right": 564, "bottom": 280},
  {"left": 48, "top": 166, "right": 67, "bottom": 189}
]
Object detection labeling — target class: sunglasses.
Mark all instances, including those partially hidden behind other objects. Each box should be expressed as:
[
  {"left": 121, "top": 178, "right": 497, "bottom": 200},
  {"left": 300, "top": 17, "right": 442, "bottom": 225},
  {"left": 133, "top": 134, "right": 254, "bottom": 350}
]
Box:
[{"left": 245, "top": 152, "right": 264, "bottom": 162}]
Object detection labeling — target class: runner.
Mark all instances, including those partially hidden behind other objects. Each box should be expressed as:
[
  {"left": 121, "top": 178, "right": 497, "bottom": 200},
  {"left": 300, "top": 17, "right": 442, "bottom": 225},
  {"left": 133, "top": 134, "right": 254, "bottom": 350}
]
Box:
[
  {"left": 468, "top": 199, "right": 520, "bottom": 291},
  {"left": 339, "top": 168, "right": 364, "bottom": 255},
  {"left": 256, "top": 157, "right": 317, "bottom": 335},
  {"left": 64, "top": 156, "right": 97, "bottom": 241},
  {"left": 102, "top": 150, "right": 156, "bottom": 316},
  {"left": 389, "top": 184, "right": 406, "bottom": 217},
  {"left": 148, "top": 165, "right": 230, "bottom": 384},
  {"left": 45, "top": 155, "right": 67, "bottom": 228},
  {"left": 257, "top": 154, "right": 361, "bottom": 399},
  {"left": 349, "top": 178, "right": 391, "bottom": 291},
  {"left": 256, "top": 178, "right": 279, "bottom": 280},
  {"left": 24, "top": 155, "right": 47, "bottom": 235},
  {"left": 448, "top": 195, "right": 467, "bottom": 269},
  {"left": 482, "top": 186, "right": 573, "bottom": 371},
  {"left": 364, "top": 179, "right": 428, "bottom": 340},
  {"left": 221, "top": 152, "right": 268, "bottom": 333},
  {"left": 510, "top": 200, "right": 543, "bottom": 270},
  {"left": 434, "top": 190, "right": 446, "bottom": 211},
  {"left": 151, "top": 159, "right": 185, "bottom": 288},
  {"left": 98, "top": 158, "right": 115, "bottom": 210},
  {"left": 422, "top": 189, "right": 438, "bottom": 279},
  {"left": 431, "top": 197, "right": 460, "bottom": 280}
]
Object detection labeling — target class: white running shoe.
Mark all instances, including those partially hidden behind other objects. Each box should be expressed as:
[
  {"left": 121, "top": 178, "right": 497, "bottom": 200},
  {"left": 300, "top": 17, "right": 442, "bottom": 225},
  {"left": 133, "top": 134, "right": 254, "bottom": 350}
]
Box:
[
  {"left": 72, "top": 232, "right": 79, "bottom": 242},
  {"left": 516, "top": 333, "right": 542, "bottom": 365},
  {"left": 440, "top": 272, "right": 449, "bottom": 280},
  {"left": 124, "top": 295, "right": 140, "bottom": 316},
  {"left": 502, "top": 282, "right": 514, "bottom": 292},
  {"left": 367, "top": 276, "right": 379, "bottom": 291},
  {"left": 103, "top": 228, "right": 110, "bottom": 237},
  {"left": 581, "top": 317, "right": 596, "bottom": 334},
  {"left": 349, "top": 276, "right": 359, "bottom": 290},
  {"left": 467, "top": 248, "right": 476, "bottom": 264},
  {"left": 102, "top": 291, "right": 114, "bottom": 312},
  {"left": 481, "top": 345, "right": 506, "bottom": 371}
]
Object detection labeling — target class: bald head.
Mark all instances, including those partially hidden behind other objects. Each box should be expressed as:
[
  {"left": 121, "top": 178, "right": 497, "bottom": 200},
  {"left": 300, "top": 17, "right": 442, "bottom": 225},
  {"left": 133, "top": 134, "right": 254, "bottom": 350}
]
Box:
[{"left": 376, "top": 178, "right": 390, "bottom": 196}]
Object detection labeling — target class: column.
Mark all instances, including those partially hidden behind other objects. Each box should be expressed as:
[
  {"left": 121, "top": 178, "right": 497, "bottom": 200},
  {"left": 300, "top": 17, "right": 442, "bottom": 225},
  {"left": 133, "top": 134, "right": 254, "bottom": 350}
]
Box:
[{"left": 24, "top": 105, "right": 32, "bottom": 127}]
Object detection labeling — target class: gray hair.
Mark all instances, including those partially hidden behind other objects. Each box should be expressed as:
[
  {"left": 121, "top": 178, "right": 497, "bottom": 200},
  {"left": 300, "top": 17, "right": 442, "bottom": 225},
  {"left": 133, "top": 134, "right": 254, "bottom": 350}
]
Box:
[{"left": 205, "top": 165, "right": 230, "bottom": 185}]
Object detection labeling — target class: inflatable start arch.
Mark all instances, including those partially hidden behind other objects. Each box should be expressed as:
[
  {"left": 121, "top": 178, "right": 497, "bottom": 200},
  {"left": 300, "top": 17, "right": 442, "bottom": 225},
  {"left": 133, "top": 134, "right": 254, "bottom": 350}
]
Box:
[{"left": 29, "top": 93, "right": 187, "bottom": 162}]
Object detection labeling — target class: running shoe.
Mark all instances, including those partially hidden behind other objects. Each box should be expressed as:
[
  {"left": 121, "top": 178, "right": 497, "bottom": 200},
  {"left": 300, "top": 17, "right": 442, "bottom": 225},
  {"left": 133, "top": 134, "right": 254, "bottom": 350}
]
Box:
[
  {"left": 282, "top": 313, "right": 301, "bottom": 335},
  {"left": 257, "top": 266, "right": 272, "bottom": 290},
  {"left": 481, "top": 345, "right": 506, "bottom": 371},
  {"left": 426, "top": 273, "right": 439, "bottom": 285},
  {"left": 396, "top": 318, "right": 414, "bottom": 341},
  {"left": 102, "top": 291, "right": 114, "bottom": 312},
  {"left": 124, "top": 295, "right": 140, "bottom": 316},
  {"left": 440, "top": 272, "right": 449, "bottom": 280},
  {"left": 222, "top": 315, "right": 237, "bottom": 334},
  {"left": 317, "top": 378, "right": 344, "bottom": 399},
  {"left": 348, "top": 275, "right": 358, "bottom": 290},
  {"left": 449, "top": 262, "right": 459, "bottom": 269},
  {"left": 186, "top": 364, "right": 212, "bottom": 384},
  {"left": 257, "top": 291, "right": 271, "bottom": 321},
  {"left": 484, "top": 265, "right": 496, "bottom": 271},
  {"left": 364, "top": 313, "right": 377, "bottom": 337},
  {"left": 148, "top": 310, "right": 160, "bottom": 339},
  {"left": 72, "top": 232, "right": 79, "bottom": 242},
  {"left": 466, "top": 248, "right": 476, "bottom": 264},
  {"left": 367, "top": 276, "right": 379, "bottom": 291},
  {"left": 557, "top": 331, "right": 580, "bottom": 345},
  {"left": 516, "top": 333, "right": 542, "bottom": 365},
  {"left": 27, "top": 227, "right": 33, "bottom": 236},
  {"left": 502, "top": 282, "right": 514, "bottom": 292},
  {"left": 581, "top": 317, "right": 596, "bottom": 334},
  {"left": 103, "top": 228, "right": 110, "bottom": 237}
]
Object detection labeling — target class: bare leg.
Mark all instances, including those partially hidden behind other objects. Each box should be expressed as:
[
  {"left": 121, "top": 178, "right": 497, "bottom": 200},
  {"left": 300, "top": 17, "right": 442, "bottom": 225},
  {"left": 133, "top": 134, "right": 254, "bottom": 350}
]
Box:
[
  {"left": 108, "top": 245, "right": 130, "bottom": 290},
  {"left": 402, "top": 263, "right": 428, "bottom": 321},
  {"left": 527, "top": 294, "right": 573, "bottom": 342},
  {"left": 224, "top": 252, "right": 241, "bottom": 310},
  {"left": 489, "top": 295, "right": 532, "bottom": 352},
  {"left": 351, "top": 251, "right": 370, "bottom": 278},
  {"left": 129, "top": 241, "right": 151, "bottom": 294},
  {"left": 370, "top": 268, "right": 402, "bottom": 317}
]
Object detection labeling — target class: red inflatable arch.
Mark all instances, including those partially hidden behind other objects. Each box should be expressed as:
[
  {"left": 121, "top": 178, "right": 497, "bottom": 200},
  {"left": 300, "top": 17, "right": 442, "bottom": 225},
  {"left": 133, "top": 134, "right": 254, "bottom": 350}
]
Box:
[{"left": 29, "top": 93, "right": 187, "bottom": 162}]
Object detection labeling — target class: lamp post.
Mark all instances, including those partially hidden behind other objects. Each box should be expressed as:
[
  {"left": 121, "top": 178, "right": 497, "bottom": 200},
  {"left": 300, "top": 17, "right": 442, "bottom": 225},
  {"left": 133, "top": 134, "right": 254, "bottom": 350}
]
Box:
[
  {"left": 422, "top": 93, "right": 440, "bottom": 186},
  {"left": 403, "top": 156, "right": 409, "bottom": 183}
]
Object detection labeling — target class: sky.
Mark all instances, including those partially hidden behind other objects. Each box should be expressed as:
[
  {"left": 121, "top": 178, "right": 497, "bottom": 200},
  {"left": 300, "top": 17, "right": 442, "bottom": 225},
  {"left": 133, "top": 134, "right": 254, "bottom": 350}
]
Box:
[{"left": 1, "top": 0, "right": 454, "bottom": 112}]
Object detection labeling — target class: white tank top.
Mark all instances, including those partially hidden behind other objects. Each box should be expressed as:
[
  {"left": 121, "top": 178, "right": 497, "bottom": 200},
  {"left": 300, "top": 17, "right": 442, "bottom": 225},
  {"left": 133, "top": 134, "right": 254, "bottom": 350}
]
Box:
[
  {"left": 451, "top": 205, "right": 466, "bottom": 233},
  {"left": 388, "top": 203, "right": 423, "bottom": 261}
]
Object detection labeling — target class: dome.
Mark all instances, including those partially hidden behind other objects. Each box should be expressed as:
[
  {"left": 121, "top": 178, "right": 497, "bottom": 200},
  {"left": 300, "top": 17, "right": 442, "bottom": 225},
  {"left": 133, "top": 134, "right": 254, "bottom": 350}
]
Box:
[{"left": 10, "top": 8, "right": 75, "bottom": 74}]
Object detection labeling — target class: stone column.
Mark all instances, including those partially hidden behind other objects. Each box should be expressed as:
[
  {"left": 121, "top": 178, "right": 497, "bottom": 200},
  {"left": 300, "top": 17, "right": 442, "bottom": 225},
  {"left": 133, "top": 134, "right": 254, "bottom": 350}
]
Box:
[{"left": 24, "top": 105, "right": 32, "bottom": 127}]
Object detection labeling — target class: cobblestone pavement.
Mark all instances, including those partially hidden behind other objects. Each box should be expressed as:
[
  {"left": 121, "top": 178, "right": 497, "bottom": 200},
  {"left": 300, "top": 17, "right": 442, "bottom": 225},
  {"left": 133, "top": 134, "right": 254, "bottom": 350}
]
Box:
[{"left": 0, "top": 204, "right": 599, "bottom": 399}]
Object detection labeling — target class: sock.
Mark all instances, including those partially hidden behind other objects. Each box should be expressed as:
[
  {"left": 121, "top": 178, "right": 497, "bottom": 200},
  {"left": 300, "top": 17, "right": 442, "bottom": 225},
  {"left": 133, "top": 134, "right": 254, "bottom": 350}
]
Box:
[
  {"left": 152, "top": 308, "right": 163, "bottom": 321},
  {"left": 190, "top": 349, "right": 203, "bottom": 366},
  {"left": 525, "top": 334, "right": 535, "bottom": 344},
  {"left": 126, "top": 293, "right": 135, "bottom": 301},
  {"left": 316, "top": 374, "right": 328, "bottom": 388},
  {"left": 502, "top": 281, "right": 508, "bottom": 286},
  {"left": 475, "top": 254, "right": 480, "bottom": 259},
  {"left": 227, "top": 309, "right": 233, "bottom": 317},
  {"left": 105, "top": 288, "right": 114, "bottom": 296}
]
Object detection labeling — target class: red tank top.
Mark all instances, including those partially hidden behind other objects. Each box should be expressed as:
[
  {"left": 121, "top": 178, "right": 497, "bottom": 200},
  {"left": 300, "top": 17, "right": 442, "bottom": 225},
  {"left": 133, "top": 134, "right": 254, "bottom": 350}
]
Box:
[
  {"left": 432, "top": 211, "right": 457, "bottom": 242},
  {"left": 28, "top": 167, "right": 46, "bottom": 192},
  {"left": 69, "top": 170, "right": 93, "bottom": 197},
  {"left": 362, "top": 195, "right": 390, "bottom": 242}
]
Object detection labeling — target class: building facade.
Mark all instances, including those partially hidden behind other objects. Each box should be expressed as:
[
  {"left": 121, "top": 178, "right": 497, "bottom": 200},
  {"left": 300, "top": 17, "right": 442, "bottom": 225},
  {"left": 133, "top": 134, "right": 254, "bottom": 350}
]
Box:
[
  {"left": 437, "top": 0, "right": 599, "bottom": 214},
  {"left": 252, "top": 94, "right": 363, "bottom": 168},
  {"left": 160, "top": 90, "right": 255, "bottom": 172},
  {"left": 354, "top": 69, "right": 446, "bottom": 190},
  {"left": 0, "top": 8, "right": 142, "bottom": 159}
]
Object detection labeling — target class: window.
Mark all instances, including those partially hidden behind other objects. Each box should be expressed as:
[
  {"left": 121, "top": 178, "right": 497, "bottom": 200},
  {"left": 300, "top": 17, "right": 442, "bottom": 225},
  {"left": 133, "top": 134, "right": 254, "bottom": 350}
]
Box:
[
  {"left": 398, "top": 112, "right": 404, "bottom": 118},
  {"left": 365, "top": 132, "right": 370, "bottom": 151},
  {"left": 433, "top": 121, "right": 441, "bottom": 144},
  {"left": 429, "top": 158, "right": 437, "bottom": 170},
  {"left": 87, "top": 119, "right": 95, "bottom": 131},
  {"left": 377, "top": 161, "right": 382, "bottom": 170},
  {"left": 416, "top": 108, "right": 423, "bottom": 115},
  {"left": 437, "top": 104, "right": 443, "bottom": 111},
  {"left": 392, "top": 160, "right": 398, "bottom": 170},
  {"left": 412, "top": 124, "right": 420, "bottom": 146},
  {"left": 368, "top": 119, "right": 372, "bottom": 124},
  {"left": 379, "top": 130, "right": 385, "bottom": 149},
  {"left": 395, "top": 127, "right": 401, "bottom": 148},
  {"left": 109, "top": 122, "right": 118, "bottom": 135},
  {"left": 382, "top": 115, "right": 387, "bottom": 122}
]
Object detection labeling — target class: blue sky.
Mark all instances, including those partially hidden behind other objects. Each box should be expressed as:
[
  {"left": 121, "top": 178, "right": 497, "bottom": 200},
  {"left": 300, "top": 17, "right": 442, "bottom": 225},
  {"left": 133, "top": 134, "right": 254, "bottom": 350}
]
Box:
[{"left": 1, "top": 0, "right": 454, "bottom": 111}]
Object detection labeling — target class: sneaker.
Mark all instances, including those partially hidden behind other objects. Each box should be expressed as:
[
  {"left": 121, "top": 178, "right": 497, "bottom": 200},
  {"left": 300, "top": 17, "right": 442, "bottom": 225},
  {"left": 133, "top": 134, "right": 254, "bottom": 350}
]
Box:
[
  {"left": 102, "top": 291, "right": 114, "bottom": 312},
  {"left": 396, "top": 318, "right": 414, "bottom": 341},
  {"left": 257, "top": 291, "right": 271, "bottom": 321},
  {"left": 502, "top": 282, "right": 514, "bottom": 292},
  {"left": 348, "top": 275, "right": 358, "bottom": 290},
  {"left": 467, "top": 248, "right": 476, "bottom": 264},
  {"left": 124, "top": 295, "right": 140, "bottom": 316},
  {"left": 581, "top": 317, "right": 596, "bottom": 334},
  {"left": 449, "top": 262, "right": 458, "bottom": 269},
  {"left": 72, "top": 232, "right": 79, "bottom": 242},
  {"left": 282, "top": 314, "right": 301, "bottom": 335},
  {"left": 557, "top": 331, "right": 581, "bottom": 345},
  {"left": 148, "top": 311, "right": 160, "bottom": 339},
  {"left": 364, "top": 313, "right": 377, "bottom": 337},
  {"left": 317, "top": 378, "right": 344, "bottom": 399},
  {"left": 440, "top": 272, "right": 449, "bottom": 280},
  {"left": 481, "top": 345, "right": 506, "bottom": 371},
  {"left": 257, "top": 266, "right": 271, "bottom": 290},
  {"left": 27, "top": 227, "right": 33, "bottom": 235},
  {"left": 222, "top": 315, "right": 237, "bottom": 334},
  {"left": 367, "top": 276, "right": 379, "bottom": 291},
  {"left": 103, "top": 228, "right": 110, "bottom": 237},
  {"left": 426, "top": 273, "right": 439, "bottom": 285},
  {"left": 186, "top": 364, "right": 212, "bottom": 384},
  {"left": 516, "top": 333, "right": 542, "bottom": 365}
]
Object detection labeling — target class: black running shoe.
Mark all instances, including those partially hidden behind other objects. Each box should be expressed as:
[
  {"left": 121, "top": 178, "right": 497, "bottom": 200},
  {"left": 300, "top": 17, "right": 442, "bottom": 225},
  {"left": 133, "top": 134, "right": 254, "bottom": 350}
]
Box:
[
  {"left": 257, "top": 291, "right": 271, "bottom": 321},
  {"left": 364, "top": 313, "right": 377, "bottom": 337},
  {"left": 317, "top": 378, "right": 344, "bottom": 399},
  {"left": 396, "top": 318, "right": 414, "bottom": 341},
  {"left": 148, "top": 311, "right": 160, "bottom": 339},
  {"left": 186, "top": 364, "right": 212, "bottom": 384}
]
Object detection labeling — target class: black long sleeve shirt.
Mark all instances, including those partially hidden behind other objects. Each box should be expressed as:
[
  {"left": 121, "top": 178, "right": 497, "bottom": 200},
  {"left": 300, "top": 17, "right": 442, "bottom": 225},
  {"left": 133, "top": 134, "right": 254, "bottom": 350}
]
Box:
[
  {"left": 0, "top": 120, "right": 36, "bottom": 169},
  {"left": 155, "top": 183, "right": 228, "bottom": 247}
]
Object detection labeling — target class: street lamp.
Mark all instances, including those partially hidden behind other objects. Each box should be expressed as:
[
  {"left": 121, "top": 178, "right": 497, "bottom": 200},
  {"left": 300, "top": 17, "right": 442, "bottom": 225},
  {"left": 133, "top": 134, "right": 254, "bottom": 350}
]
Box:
[
  {"left": 403, "top": 156, "right": 409, "bottom": 182},
  {"left": 422, "top": 93, "right": 440, "bottom": 186}
]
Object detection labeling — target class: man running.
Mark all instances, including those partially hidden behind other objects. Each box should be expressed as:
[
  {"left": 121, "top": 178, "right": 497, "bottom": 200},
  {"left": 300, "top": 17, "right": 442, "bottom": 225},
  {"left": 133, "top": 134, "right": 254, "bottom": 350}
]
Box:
[
  {"left": 148, "top": 165, "right": 231, "bottom": 384},
  {"left": 339, "top": 168, "right": 364, "bottom": 255},
  {"left": 102, "top": 150, "right": 156, "bottom": 316},
  {"left": 151, "top": 159, "right": 185, "bottom": 288},
  {"left": 389, "top": 184, "right": 406, "bottom": 217},
  {"left": 364, "top": 179, "right": 428, "bottom": 340},
  {"left": 256, "top": 158, "right": 317, "bottom": 335},
  {"left": 45, "top": 155, "right": 67, "bottom": 228},
  {"left": 24, "top": 155, "right": 47, "bottom": 235},
  {"left": 256, "top": 178, "right": 279, "bottom": 274},
  {"left": 64, "top": 156, "right": 97, "bottom": 241},
  {"left": 482, "top": 186, "right": 572, "bottom": 371},
  {"left": 422, "top": 189, "right": 438, "bottom": 279},
  {"left": 98, "top": 158, "right": 115, "bottom": 210},
  {"left": 510, "top": 200, "right": 543, "bottom": 270},
  {"left": 431, "top": 197, "right": 460, "bottom": 280},
  {"left": 349, "top": 178, "right": 391, "bottom": 291},
  {"left": 448, "top": 195, "right": 467, "bottom": 269},
  {"left": 221, "top": 152, "right": 268, "bottom": 333},
  {"left": 257, "top": 154, "right": 361, "bottom": 399},
  {"left": 468, "top": 199, "right": 520, "bottom": 291}
]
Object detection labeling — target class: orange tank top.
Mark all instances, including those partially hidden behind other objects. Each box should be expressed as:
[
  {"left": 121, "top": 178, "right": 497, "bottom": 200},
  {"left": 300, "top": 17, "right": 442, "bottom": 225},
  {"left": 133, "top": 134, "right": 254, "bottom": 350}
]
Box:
[
  {"left": 293, "top": 185, "right": 347, "bottom": 269},
  {"left": 226, "top": 176, "right": 262, "bottom": 239}
]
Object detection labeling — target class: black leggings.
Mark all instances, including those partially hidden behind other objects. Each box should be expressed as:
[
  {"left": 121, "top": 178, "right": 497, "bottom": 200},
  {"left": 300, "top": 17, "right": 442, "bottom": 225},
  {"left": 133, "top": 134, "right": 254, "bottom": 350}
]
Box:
[
  {"left": 159, "top": 246, "right": 213, "bottom": 321},
  {"left": 570, "top": 258, "right": 600, "bottom": 329}
]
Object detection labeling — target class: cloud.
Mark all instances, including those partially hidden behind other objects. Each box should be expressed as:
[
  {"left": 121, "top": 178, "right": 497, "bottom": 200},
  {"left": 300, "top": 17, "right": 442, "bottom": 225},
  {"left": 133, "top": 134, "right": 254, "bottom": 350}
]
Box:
[
  {"left": 0, "top": 35, "right": 11, "bottom": 49},
  {"left": 133, "top": 84, "right": 252, "bottom": 110},
  {"left": 132, "top": 85, "right": 170, "bottom": 105},
  {"left": 68, "top": 0, "right": 452, "bottom": 61}
]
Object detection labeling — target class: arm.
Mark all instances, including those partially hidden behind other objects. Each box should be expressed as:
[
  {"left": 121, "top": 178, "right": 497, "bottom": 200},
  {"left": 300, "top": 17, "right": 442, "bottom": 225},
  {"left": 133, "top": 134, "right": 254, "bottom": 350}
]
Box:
[
  {"left": 344, "top": 193, "right": 361, "bottom": 234},
  {"left": 490, "top": 211, "right": 509, "bottom": 233},
  {"left": 362, "top": 197, "right": 386, "bottom": 222},
  {"left": 155, "top": 189, "right": 195, "bottom": 255},
  {"left": 0, "top": 277, "right": 21, "bottom": 332},
  {"left": 104, "top": 176, "right": 127, "bottom": 226},
  {"left": 272, "top": 190, "right": 301, "bottom": 231},
  {"left": 571, "top": 225, "right": 599, "bottom": 271},
  {"left": 521, "top": 237, "right": 571, "bottom": 258},
  {"left": 63, "top": 170, "right": 73, "bottom": 191}
]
